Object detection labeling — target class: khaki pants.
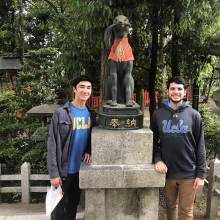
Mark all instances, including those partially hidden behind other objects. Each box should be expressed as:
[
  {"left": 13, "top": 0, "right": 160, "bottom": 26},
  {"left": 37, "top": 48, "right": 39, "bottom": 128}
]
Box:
[{"left": 165, "top": 179, "right": 196, "bottom": 220}]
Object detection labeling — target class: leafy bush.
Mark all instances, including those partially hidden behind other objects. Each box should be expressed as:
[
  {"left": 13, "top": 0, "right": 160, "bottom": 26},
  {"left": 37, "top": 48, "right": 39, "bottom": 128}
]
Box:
[
  {"left": 0, "top": 47, "right": 61, "bottom": 176},
  {"left": 21, "top": 141, "right": 47, "bottom": 174},
  {"left": 0, "top": 91, "right": 47, "bottom": 174},
  {"left": 200, "top": 104, "right": 220, "bottom": 159}
]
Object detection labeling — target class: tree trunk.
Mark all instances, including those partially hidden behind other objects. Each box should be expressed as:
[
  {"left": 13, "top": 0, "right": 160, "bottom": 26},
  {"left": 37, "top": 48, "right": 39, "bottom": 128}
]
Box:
[
  {"left": 192, "top": 81, "right": 199, "bottom": 110},
  {"left": 204, "top": 68, "right": 215, "bottom": 102},
  {"left": 149, "top": 4, "right": 159, "bottom": 118},
  {"left": 157, "top": 29, "right": 166, "bottom": 107},
  {"left": 18, "top": 0, "right": 24, "bottom": 64},
  {"left": 171, "top": 1, "right": 181, "bottom": 76}
]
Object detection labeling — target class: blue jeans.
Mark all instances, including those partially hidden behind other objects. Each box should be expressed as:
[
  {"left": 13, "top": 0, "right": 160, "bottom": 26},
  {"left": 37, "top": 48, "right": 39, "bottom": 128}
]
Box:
[
  {"left": 165, "top": 179, "right": 196, "bottom": 220},
  {"left": 51, "top": 173, "right": 81, "bottom": 220}
]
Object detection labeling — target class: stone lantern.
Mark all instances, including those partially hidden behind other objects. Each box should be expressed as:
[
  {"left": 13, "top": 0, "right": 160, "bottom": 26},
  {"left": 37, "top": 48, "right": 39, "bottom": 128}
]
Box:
[{"left": 26, "top": 103, "right": 60, "bottom": 142}]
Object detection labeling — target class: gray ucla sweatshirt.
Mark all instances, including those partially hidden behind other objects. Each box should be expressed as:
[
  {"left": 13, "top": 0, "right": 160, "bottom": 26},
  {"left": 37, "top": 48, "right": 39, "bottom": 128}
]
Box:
[{"left": 150, "top": 100, "right": 206, "bottom": 179}]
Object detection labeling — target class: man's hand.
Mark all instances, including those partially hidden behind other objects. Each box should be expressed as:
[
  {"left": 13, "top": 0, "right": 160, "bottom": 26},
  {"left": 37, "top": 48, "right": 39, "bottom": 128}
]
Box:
[
  {"left": 193, "top": 177, "right": 204, "bottom": 190},
  {"left": 83, "top": 153, "right": 91, "bottom": 164},
  {"left": 50, "top": 177, "right": 62, "bottom": 188},
  {"left": 155, "top": 161, "right": 168, "bottom": 174}
]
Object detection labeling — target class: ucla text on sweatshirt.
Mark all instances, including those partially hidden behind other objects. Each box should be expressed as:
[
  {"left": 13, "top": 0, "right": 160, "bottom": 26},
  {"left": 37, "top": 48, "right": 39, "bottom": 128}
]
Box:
[{"left": 150, "top": 101, "right": 206, "bottom": 179}]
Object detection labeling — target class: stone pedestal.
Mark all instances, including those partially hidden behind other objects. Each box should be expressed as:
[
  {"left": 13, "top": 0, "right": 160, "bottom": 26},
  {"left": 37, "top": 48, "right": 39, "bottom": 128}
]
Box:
[
  {"left": 80, "top": 128, "right": 165, "bottom": 220},
  {"left": 98, "top": 103, "right": 143, "bottom": 130}
]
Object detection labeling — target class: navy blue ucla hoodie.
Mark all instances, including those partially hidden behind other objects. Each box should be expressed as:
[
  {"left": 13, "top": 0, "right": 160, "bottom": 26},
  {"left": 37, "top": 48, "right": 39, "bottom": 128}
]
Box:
[{"left": 150, "top": 100, "right": 206, "bottom": 179}]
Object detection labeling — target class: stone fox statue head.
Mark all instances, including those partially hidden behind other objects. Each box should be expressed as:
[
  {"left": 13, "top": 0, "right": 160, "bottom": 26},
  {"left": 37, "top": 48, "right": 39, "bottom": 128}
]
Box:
[{"left": 104, "top": 15, "right": 134, "bottom": 107}]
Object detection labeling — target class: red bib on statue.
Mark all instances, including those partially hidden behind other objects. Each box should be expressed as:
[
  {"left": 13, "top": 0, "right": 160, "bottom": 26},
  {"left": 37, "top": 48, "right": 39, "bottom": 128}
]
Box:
[{"left": 108, "top": 37, "right": 134, "bottom": 62}]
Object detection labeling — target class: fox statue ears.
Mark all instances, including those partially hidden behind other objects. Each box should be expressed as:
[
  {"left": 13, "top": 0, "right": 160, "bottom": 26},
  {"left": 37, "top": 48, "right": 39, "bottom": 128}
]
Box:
[{"left": 104, "top": 15, "right": 131, "bottom": 51}]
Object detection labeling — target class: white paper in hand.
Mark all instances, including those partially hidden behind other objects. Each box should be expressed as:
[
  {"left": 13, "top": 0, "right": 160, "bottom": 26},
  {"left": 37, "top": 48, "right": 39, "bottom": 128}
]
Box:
[{"left": 46, "top": 185, "right": 63, "bottom": 216}]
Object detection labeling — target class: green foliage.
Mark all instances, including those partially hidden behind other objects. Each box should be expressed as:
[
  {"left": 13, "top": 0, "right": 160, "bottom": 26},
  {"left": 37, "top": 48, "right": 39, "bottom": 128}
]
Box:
[
  {"left": 16, "top": 47, "right": 59, "bottom": 110},
  {"left": 198, "top": 56, "right": 220, "bottom": 99},
  {"left": 0, "top": 48, "right": 58, "bottom": 176},
  {"left": 55, "top": 0, "right": 112, "bottom": 86},
  {"left": 0, "top": 3, "right": 61, "bottom": 175},
  {"left": 31, "top": 126, "right": 48, "bottom": 142},
  {"left": 25, "top": 6, "right": 51, "bottom": 49},
  {"left": 0, "top": 0, "right": 16, "bottom": 53},
  {"left": 0, "top": 91, "right": 47, "bottom": 174},
  {"left": 0, "top": 91, "right": 19, "bottom": 140},
  {"left": 200, "top": 104, "right": 220, "bottom": 159},
  {"left": 179, "top": 1, "right": 220, "bottom": 82},
  {"left": 21, "top": 141, "right": 47, "bottom": 174}
]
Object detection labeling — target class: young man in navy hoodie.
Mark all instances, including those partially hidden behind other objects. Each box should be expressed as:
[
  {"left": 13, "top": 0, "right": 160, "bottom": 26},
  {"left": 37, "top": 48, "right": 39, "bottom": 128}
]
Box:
[
  {"left": 47, "top": 75, "right": 95, "bottom": 220},
  {"left": 151, "top": 76, "right": 206, "bottom": 220}
]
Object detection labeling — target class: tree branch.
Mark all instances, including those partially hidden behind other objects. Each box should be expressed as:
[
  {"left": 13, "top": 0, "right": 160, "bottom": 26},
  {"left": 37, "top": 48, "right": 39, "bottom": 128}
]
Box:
[
  {"left": 25, "top": 0, "right": 40, "bottom": 9},
  {"left": 43, "top": 0, "right": 60, "bottom": 16},
  {"left": 133, "top": 64, "right": 149, "bottom": 71},
  {"left": 59, "top": 0, "right": 65, "bottom": 14}
]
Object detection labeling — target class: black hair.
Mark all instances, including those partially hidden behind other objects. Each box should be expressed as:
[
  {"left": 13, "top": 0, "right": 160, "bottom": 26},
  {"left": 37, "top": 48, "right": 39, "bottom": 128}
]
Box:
[
  {"left": 167, "top": 76, "right": 187, "bottom": 89},
  {"left": 72, "top": 75, "right": 93, "bottom": 88}
]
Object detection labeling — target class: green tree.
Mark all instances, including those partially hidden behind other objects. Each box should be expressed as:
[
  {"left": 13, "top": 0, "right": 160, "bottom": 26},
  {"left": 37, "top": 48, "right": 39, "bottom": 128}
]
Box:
[{"left": 0, "top": 0, "right": 16, "bottom": 54}]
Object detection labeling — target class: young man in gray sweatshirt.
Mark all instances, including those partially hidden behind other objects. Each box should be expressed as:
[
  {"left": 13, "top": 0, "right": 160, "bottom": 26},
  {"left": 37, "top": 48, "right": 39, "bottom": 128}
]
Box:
[
  {"left": 47, "top": 75, "right": 96, "bottom": 220},
  {"left": 150, "top": 76, "right": 206, "bottom": 220}
]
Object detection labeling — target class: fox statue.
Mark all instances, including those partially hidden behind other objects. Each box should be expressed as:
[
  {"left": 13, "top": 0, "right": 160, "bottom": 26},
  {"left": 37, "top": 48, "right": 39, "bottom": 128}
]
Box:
[{"left": 104, "top": 15, "right": 134, "bottom": 107}]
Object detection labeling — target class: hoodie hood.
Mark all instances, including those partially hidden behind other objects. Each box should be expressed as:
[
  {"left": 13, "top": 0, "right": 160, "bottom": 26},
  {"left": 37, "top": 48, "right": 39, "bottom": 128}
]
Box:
[{"left": 162, "top": 99, "right": 189, "bottom": 112}]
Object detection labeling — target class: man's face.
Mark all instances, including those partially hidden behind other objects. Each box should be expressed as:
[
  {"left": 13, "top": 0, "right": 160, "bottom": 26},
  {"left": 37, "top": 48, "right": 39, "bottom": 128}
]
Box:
[
  {"left": 167, "top": 82, "right": 186, "bottom": 103},
  {"left": 73, "top": 81, "right": 92, "bottom": 102}
]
